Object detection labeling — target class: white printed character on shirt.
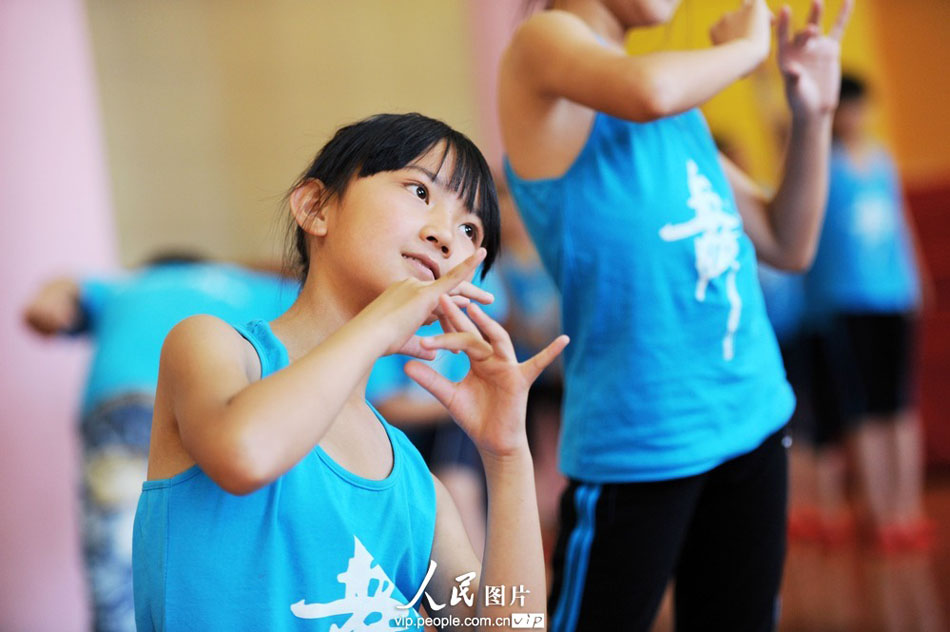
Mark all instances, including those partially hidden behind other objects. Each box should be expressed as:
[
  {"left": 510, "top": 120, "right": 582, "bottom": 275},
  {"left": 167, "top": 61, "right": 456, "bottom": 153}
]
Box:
[{"left": 660, "top": 159, "right": 743, "bottom": 361}]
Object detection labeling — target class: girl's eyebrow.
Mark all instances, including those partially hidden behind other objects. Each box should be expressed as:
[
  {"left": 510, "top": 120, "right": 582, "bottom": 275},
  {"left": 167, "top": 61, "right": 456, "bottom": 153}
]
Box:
[
  {"left": 405, "top": 165, "right": 444, "bottom": 188},
  {"left": 405, "top": 164, "right": 481, "bottom": 219}
]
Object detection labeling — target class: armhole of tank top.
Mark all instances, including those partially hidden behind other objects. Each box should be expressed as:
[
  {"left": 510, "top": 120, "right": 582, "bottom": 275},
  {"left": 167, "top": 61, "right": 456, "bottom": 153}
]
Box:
[
  {"left": 506, "top": 109, "right": 603, "bottom": 186},
  {"left": 231, "top": 321, "right": 269, "bottom": 380},
  {"left": 368, "top": 401, "right": 405, "bottom": 482}
]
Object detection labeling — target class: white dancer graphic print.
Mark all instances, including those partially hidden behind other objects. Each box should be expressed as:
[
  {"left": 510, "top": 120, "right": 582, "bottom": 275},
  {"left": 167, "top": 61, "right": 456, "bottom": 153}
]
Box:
[
  {"left": 291, "top": 536, "right": 412, "bottom": 631},
  {"left": 851, "top": 193, "right": 894, "bottom": 247},
  {"left": 659, "top": 159, "right": 743, "bottom": 361}
]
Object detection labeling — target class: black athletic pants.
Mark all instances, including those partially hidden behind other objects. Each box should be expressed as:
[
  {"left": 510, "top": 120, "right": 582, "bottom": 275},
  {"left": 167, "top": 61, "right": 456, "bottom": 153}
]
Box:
[{"left": 549, "top": 428, "right": 788, "bottom": 632}]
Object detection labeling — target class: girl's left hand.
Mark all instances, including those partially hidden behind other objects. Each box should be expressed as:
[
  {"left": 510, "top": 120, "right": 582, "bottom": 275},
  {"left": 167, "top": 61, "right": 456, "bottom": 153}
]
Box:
[
  {"left": 403, "top": 296, "right": 569, "bottom": 459},
  {"left": 776, "top": 0, "right": 853, "bottom": 117}
]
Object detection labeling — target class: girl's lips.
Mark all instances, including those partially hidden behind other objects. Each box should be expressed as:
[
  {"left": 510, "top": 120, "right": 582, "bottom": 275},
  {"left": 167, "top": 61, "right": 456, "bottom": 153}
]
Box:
[{"left": 402, "top": 254, "right": 438, "bottom": 280}]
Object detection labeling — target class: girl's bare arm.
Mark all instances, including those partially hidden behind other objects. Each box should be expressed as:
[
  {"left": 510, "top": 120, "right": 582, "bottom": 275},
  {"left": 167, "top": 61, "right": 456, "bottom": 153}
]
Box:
[{"left": 505, "top": 2, "right": 771, "bottom": 123}]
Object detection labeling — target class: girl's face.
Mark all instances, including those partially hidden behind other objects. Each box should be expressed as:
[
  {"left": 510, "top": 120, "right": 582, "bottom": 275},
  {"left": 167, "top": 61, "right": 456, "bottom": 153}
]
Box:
[
  {"left": 315, "top": 146, "right": 485, "bottom": 304},
  {"left": 607, "top": 0, "right": 682, "bottom": 27},
  {"left": 832, "top": 99, "right": 869, "bottom": 143}
]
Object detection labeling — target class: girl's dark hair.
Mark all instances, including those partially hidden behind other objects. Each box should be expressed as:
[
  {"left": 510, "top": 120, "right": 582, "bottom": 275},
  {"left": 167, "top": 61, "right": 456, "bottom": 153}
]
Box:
[
  {"left": 285, "top": 113, "right": 500, "bottom": 282},
  {"left": 839, "top": 73, "right": 868, "bottom": 104}
]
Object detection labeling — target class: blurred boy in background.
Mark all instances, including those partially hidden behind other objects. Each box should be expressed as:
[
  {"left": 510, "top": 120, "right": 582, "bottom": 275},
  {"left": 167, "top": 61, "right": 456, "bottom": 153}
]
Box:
[
  {"left": 804, "top": 74, "right": 933, "bottom": 551},
  {"left": 23, "top": 256, "right": 297, "bottom": 631}
]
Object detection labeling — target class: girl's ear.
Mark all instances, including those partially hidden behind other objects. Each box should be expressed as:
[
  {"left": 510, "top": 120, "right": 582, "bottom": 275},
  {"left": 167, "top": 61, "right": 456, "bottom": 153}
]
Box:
[{"left": 290, "top": 179, "right": 330, "bottom": 237}]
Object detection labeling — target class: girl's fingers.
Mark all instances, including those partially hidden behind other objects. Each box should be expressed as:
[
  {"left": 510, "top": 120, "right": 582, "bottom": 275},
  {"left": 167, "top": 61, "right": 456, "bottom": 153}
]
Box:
[
  {"left": 421, "top": 332, "right": 494, "bottom": 361},
  {"left": 437, "top": 311, "right": 457, "bottom": 335},
  {"left": 829, "top": 0, "right": 853, "bottom": 41},
  {"left": 776, "top": 5, "right": 792, "bottom": 51},
  {"left": 450, "top": 295, "right": 472, "bottom": 308},
  {"left": 428, "top": 295, "right": 471, "bottom": 333},
  {"left": 522, "top": 335, "right": 570, "bottom": 383},
  {"left": 793, "top": 24, "right": 820, "bottom": 47},
  {"left": 404, "top": 361, "right": 457, "bottom": 411},
  {"left": 466, "top": 303, "right": 517, "bottom": 361},
  {"left": 806, "top": 0, "right": 823, "bottom": 27},
  {"left": 450, "top": 281, "right": 494, "bottom": 306},
  {"left": 395, "top": 335, "right": 438, "bottom": 361},
  {"left": 439, "top": 294, "right": 481, "bottom": 336},
  {"left": 431, "top": 248, "right": 486, "bottom": 296}
]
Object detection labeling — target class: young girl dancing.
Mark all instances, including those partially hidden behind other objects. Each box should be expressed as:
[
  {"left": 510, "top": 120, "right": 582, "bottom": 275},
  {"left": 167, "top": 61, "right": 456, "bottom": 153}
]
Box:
[
  {"left": 133, "top": 112, "right": 568, "bottom": 631},
  {"left": 499, "top": 1, "right": 851, "bottom": 629}
]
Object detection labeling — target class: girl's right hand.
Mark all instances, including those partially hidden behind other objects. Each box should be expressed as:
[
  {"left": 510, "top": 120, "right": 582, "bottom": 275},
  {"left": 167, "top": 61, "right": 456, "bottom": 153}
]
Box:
[
  {"left": 355, "top": 248, "right": 488, "bottom": 359},
  {"left": 711, "top": 0, "right": 772, "bottom": 64}
]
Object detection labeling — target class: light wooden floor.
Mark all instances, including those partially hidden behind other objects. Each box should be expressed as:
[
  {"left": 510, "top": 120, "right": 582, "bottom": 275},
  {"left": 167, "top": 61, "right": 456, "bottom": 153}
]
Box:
[{"left": 649, "top": 474, "right": 950, "bottom": 632}]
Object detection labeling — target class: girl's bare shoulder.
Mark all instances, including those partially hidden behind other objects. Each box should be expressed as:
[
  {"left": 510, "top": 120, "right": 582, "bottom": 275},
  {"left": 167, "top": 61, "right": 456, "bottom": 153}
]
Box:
[{"left": 161, "top": 314, "right": 261, "bottom": 384}]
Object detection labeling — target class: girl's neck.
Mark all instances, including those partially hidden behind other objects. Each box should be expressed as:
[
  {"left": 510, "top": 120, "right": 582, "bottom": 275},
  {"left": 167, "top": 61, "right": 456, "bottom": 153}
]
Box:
[
  {"left": 834, "top": 136, "right": 877, "bottom": 173},
  {"left": 836, "top": 134, "right": 871, "bottom": 158},
  {"left": 554, "top": 0, "right": 626, "bottom": 47},
  {"left": 270, "top": 274, "right": 371, "bottom": 405},
  {"left": 270, "top": 269, "right": 360, "bottom": 360}
]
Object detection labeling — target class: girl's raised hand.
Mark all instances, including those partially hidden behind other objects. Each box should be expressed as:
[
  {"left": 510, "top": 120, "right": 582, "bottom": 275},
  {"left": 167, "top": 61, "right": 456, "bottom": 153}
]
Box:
[
  {"left": 711, "top": 0, "right": 773, "bottom": 65},
  {"left": 404, "top": 297, "right": 569, "bottom": 459},
  {"left": 777, "top": 0, "right": 854, "bottom": 116},
  {"left": 357, "top": 249, "right": 490, "bottom": 360}
]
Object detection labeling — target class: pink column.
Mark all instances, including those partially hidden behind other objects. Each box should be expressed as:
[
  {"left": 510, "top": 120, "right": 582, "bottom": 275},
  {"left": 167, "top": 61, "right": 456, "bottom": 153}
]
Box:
[
  {"left": 0, "top": 1, "right": 116, "bottom": 630},
  {"left": 467, "top": 0, "right": 527, "bottom": 169}
]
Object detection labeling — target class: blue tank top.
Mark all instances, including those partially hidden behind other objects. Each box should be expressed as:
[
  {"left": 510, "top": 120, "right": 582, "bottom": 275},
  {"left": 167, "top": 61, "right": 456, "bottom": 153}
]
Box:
[
  {"left": 133, "top": 320, "right": 435, "bottom": 631},
  {"left": 79, "top": 263, "right": 298, "bottom": 414},
  {"left": 504, "top": 109, "right": 794, "bottom": 482},
  {"left": 805, "top": 144, "right": 920, "bottom": 318}
]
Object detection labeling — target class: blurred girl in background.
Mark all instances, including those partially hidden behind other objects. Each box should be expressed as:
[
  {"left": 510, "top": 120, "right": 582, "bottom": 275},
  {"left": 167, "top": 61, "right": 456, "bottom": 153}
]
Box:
[{"left": 499, "top": 0, "right": 851, "bottom": 629}]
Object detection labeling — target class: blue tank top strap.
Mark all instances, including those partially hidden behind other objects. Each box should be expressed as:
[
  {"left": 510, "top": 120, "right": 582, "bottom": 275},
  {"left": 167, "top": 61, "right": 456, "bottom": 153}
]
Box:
[{"left": 232, "top": 319, "right": 289, "bottom": 378}]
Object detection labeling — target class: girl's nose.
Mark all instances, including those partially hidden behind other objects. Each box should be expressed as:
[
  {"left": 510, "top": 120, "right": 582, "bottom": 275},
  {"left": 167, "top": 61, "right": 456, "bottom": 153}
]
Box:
[
  {"left": 426, "top": 235, "right": 450, "bottom": 255},
  {"left": 421, "top": 213, "right": 453, "bottom": 256}
]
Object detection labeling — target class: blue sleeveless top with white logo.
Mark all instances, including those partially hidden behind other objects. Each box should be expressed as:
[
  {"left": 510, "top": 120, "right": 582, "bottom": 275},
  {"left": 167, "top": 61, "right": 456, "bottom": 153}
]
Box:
[
  {"left": 133, "top": 320, "right": 435, "bottom": 631},
  {"left": 504, "top": 109, "right": 794, "bottom": 482},
  {"left": 805, "top": 144, "right": 920, "bottom": 318}
]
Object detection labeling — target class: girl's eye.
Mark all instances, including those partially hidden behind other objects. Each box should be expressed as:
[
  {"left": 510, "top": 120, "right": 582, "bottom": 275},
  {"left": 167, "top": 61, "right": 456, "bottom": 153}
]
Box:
[
  {"left": 410, "top": 183, "right": 428, "bottom": 202},
  {"left": 460, "top": 224, "right": 478, "bottom": 242}
]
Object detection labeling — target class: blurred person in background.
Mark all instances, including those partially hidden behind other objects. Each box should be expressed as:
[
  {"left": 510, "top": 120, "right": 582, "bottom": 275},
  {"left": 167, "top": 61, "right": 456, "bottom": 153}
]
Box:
[
  {"left": 23, "top": 255, "right": 298, "bottom": 632},
  {"left": 804, "top": 73, "right": 934, "bottom": 552},
  {"left": 499, "top": 0, "right": 851, "bottom": 629}
]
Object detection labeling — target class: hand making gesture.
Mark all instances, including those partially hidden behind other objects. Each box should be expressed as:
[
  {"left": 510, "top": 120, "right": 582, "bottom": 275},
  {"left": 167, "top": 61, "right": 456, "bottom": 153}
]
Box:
[
  {"left": 357, "top": 248, "right": 494, "bottom": 361},
  {"left": 777, "top": 0, "right": 854, "bottom": 116},
  {"left": 403, "top": 296, "right": 569, "bottom": 459}
]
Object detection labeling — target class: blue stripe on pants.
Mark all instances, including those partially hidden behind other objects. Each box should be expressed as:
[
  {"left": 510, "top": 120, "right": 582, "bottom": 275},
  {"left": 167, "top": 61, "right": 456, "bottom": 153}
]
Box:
[{"left": 552, "top": 484, "right": 601, "bottom": 632}]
